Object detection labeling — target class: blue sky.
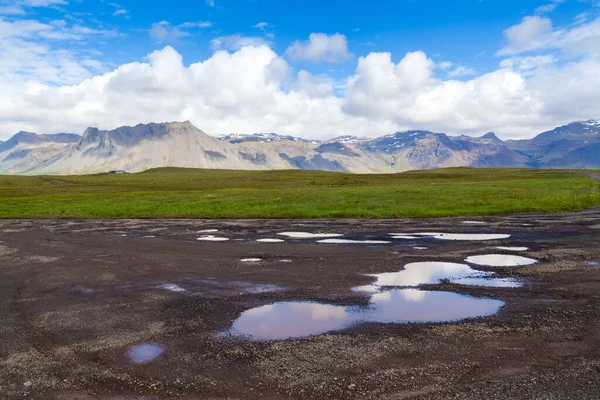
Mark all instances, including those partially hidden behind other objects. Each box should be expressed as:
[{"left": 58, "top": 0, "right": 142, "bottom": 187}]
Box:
[{"left": 1, "top": 0, "right": 600, "bottom": 139}]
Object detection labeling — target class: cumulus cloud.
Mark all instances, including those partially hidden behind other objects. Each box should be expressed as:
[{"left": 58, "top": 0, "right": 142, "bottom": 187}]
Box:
[
  {"left": 3, "top": 11, "right": 600, "bottom": 141},
  {"left": 286, "top": 33, "right": 352, "bottom": 63},
  {"left": 2, "top": 42, "right": 600, "bottom": 141}
]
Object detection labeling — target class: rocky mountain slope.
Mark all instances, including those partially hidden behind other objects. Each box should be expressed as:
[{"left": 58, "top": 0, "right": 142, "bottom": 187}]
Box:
[{"left": 0, "top": 120, "right": 598, "bottom": 175}]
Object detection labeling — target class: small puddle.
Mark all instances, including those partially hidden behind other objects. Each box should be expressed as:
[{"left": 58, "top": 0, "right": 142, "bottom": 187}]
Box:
[
  {"left": 241, "top": 258, "right": 262, "bottom": 263},
  {"left": 127, "top": 344, "right": 164, "bottom": 364},
  {"left": 228, "top": 289, "right": 504, "bottom": 340},
  {"left": 317, "top": 239, "right": 391, "bottom": 244},
  {"left": 278, "top": 232, "right": 343, "bottom": 239},
  {"left": 257, "top": 238, "right": 285, "bottom": 243},
  {"left": 196, "top": 235, "right": 229, "bottom": 241},
  {"left": 197, "top": 229, "right": 219, "bottom": 233},
  {"left": 466, "top": 254, "right": 538, "bottom": 267},
  {"left": 359, "top": 262, "right": 520, "bottom": 289},
  {"left": 496, "top": 246, "right": 528, "bottom": 251},
  {"left": 390, "top": 233, "right": 511, "bottom": 241},
  {"left": 157, "top": 283, "right": 186, "bottom": 292}
]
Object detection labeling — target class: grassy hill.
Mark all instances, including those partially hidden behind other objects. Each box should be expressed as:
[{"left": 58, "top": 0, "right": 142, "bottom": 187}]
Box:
[{"left": 0, "top": 168, "right": 598, "bottom": 218}]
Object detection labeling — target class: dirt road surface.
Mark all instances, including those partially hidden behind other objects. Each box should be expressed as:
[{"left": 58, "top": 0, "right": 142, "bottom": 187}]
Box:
[{"left": 1, "top": 211, "right": 600, "bottom": 399}]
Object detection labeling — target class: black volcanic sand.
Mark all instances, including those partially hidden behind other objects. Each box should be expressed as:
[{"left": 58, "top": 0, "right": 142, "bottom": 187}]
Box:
[{"left": 1, "top": 211, "right": 600, "bottom": 399}]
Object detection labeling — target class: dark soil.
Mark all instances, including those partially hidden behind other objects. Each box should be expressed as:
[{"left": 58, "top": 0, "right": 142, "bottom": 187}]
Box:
[{"left": 1, "top": 210, "right": 600, "bottom": 399}]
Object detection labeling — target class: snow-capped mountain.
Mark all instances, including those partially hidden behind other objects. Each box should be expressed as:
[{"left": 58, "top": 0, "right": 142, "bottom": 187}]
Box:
[{"left": 1, "top": 120, "right": 599, "bottom": 174}]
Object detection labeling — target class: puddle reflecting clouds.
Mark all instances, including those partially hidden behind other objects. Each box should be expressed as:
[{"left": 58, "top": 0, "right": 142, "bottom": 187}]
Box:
[
  {"left": 390, "top": 233, "right": 511, "bottom": 241},
  {"left": 157, "top": 283, "right": 186, "bottom": 292},
  {"left": 128, "top": 344, "right": 164, "bottom": 363},
  {"left": 228, "top": 289, "right": 504, "bottom": 340},
  {"left": 361, "top": 262, "right": 521, "bottom": 289},
  {"left": 466, "top": 254, "right": 538, "bottom": 267},
  {"left": 196, "top": 235, "right": 229, "bottom": 241},
  {"left": 496, "top": 246, "right": 528, "bottom": 251},
  {"left": 278, "top": 232, "right": 343, "bottom": 239},
  {"left": 317, "top": 239, "right": 391, "bottom": 244}
]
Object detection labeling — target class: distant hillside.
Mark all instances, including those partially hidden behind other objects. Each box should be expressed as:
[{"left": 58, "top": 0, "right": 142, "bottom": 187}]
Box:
[{"left": 1, "top": 119, "right": 599, "bottom": 174}]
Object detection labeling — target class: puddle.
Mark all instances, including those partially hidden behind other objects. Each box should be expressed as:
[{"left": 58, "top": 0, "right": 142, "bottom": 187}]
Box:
[
  {"left": 116, "top": 234, "right": 128, "bottom": 237},
  {"left": 127, "top": 344, "right": 164, "bottom": 363},
  {"left": 278, "top": 232, "right": 343, "bottom": 239},
  {"left": 197, "top": 229, "right": 219, "bottom": 233},
  {"left": 462, "top": 221, "right": 486, "bottom": 224},
  {"left": 279, "top": 259, "right": 292, "bottom": 263},
  {"left": 241, "top": 258, "right": 262, "bottom": 263},
  {"left": 362, "top": 262, "right": 520, "bottom": 289},
  {"left": 413, "top": 247, "right": 427, "bottom": 250},
  {"left": 257, "top": 238, "right": 285, "bottom": 243},
  {"left": 317, "top": 239, "right": 391, "bottom": 244},
  {"left": 142, "top": 235, "right": 156, "bottom": 238},
  {"left": 584, "top": 261, "right": 600, "bottom": 268},
  {"left": 466, "top": 254, "right": 538, "bottom": 267},
  {"left": 390, "top": 235, "right": 420, "bottom": 239},
  {"left": 390, "top": 233, "right": 510, "bottom": 241},
  {"left": 228, "top": 289, "right": 504, "bottom": 340},
  {"left": 196, "top": 235, "right": 229, "bottom": 241},
  {"left": 496, "top": 246, "right": 528, "bottom": 251},
  {"left": 157, "top": 283, "right": 186, "bottom": 292}
]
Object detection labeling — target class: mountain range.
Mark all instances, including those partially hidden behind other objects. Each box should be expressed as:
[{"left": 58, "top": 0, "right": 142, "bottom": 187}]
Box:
[{"left": 1, "top": 120, "right": 599, "bottom": 175}]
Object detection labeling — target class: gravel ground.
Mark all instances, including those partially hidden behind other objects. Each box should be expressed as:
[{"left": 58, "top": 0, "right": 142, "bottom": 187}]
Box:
[{"left": 1, "top": 210, "right": 599, "bottom": 399}]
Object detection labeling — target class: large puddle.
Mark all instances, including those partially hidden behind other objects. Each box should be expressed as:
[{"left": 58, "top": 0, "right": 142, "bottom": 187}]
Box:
[
  {"left": 359, "top": 262, "right": 521, "bottom": 289},
  {"left": 228, "top": 289, "right": 504, "bottom": 340}
]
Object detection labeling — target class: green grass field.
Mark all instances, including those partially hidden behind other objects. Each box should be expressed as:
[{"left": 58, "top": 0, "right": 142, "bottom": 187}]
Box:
[{"left": 0, "top": 168, "right": 599, "bottom": 218}]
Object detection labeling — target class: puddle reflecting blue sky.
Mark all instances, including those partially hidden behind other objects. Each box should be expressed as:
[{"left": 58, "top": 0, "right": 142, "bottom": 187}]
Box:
[
  {"left": 465, "top": 254, "right": 538, "bottom": 267},
  {"left": 128, "top": 344, "right": 164, "bottom": 363},
  {"left": 359, "top": 262, "right": 521, "bottom": 290},
  {"left": 228, "top": 289, "right": 504, "bottom": 340}
]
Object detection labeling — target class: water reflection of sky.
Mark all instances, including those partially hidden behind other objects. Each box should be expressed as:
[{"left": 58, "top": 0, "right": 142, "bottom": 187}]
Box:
[{"left": 229, "top": 289, "right": 504, "bottom": 340}]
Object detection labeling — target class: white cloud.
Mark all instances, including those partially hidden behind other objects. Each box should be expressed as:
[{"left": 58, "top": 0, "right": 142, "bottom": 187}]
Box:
[
  {"left": 179, "top": 21, "right": 212, "bottom": 28},
  {"left": 3, "top": 14, "right": 600, "bottom": 141},
  {"left": 150, "top": 21, "right": 189, "bottom": 42},
  {"left": 292, "top": 70, "right": 335, "bottom": 98},
  {"left": 499, "top": 55, "right": 557, "bottom": 71},
  {"left": 0, "top": 0, "right": 66, "bottom": 15},
  {"left": 113, "top": 8, "right": 129, "bottom": 17},
  {"left": 499, "top": 15, "right": 600, "bottom": 57},
  {"left": 499, "top": 16, "right": 556, "bottom": 55},
  {"left": 210, "top": 34, "right": 271, "bottom": 51},
  {"left": 252, "top": 22, "right": 269, "bottom": 31},
  {"left": 205, "top": 0, "right": 215, "bottom": 6},
  {"left": 286, "top": 33, "right": 352, "bottom": 63},
  {"left": 535, "top": 0, "right": 564, "bottom": 14},
  {"left": 447, "top": 65, "right": 477, "bottom": 78},
  {"left": 0, "top": 5, "right": 25, "bottom": 14}
]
